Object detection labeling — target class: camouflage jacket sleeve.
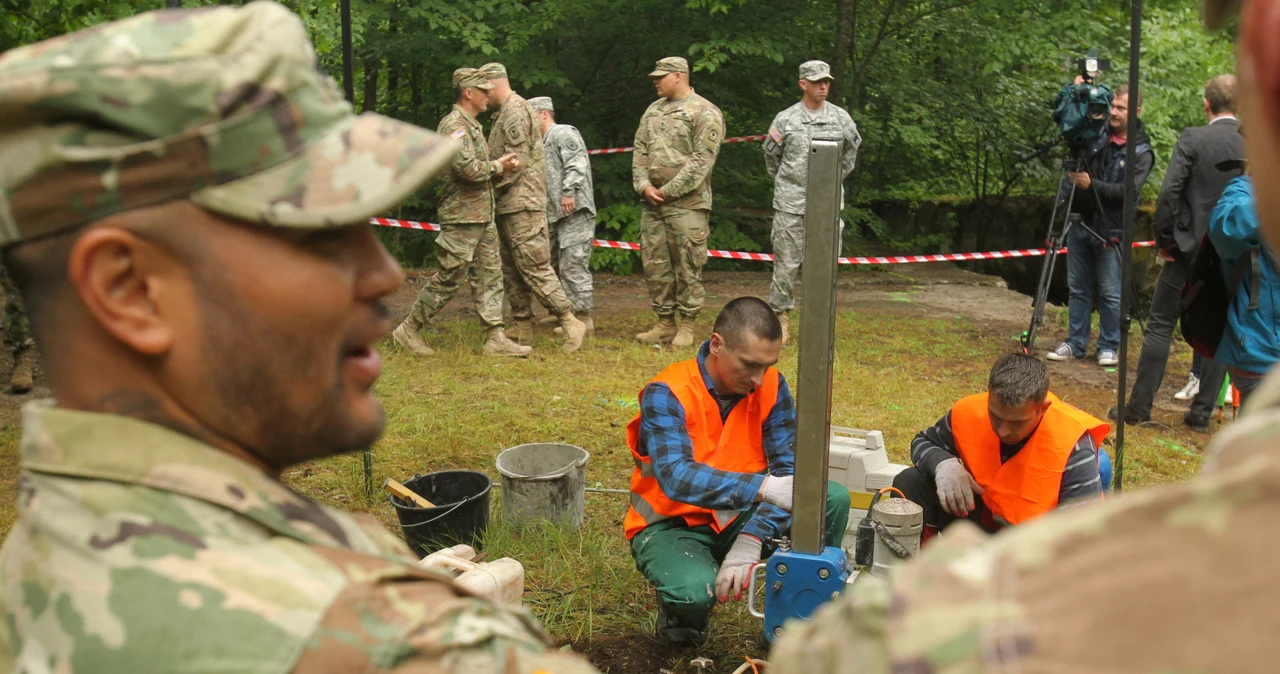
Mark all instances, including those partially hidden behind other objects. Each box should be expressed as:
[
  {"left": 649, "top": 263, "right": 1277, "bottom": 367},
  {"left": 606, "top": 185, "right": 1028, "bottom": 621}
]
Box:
[
  {"left": 293, "top": 546, "right": 601, "bottom": 673},
  {"left": 492, "top": 105, "right": 531, "bottom": 193},
  {"left": 443, "top": 117, "right": 497, "bottom": 185},
  {"left": 632, "top": 104, "right": 656, "bottom": 196},
  {"left": 560, "top": 127, "right": 591, "bottom": 200},
  {"left": 763, "top": 111, "right": 787, "bottom": 181},
  {"left": 659, "top": 104, "right": 724, "bottom": 201},
  {"left": 839, "top": 107, "right": 863, "bottom": 179}
]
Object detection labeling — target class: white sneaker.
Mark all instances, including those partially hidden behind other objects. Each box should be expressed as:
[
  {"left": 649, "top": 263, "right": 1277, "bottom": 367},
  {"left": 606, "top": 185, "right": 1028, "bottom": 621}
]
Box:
[
  {"left": 1046, "top": 343, "right": 1075, "bottom": 361},
  {"left": 1173, "top": 373, "right": 1201, "bottom": 401},
  {"left": 1097, "top": 350, "right": 1119, "bottom": 367}
]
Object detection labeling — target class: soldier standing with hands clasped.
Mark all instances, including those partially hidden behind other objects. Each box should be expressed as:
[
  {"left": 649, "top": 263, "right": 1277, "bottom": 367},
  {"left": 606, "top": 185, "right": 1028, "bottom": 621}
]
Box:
[
  {"left": 763, "top": 60, "right": 861, "bottom": 345},
  {"left": 633, "top": 56, "right": 725, "bottom": 348}
]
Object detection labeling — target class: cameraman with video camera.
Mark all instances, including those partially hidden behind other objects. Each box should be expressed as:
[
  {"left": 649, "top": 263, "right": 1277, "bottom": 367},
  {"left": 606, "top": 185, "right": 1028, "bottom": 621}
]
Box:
[{"left": 1046, "top": 80, "right": 1154, "bottom": 367}]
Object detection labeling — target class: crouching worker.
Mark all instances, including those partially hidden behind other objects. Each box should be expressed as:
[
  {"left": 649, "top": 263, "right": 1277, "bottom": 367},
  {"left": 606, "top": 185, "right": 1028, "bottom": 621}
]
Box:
[
  {"left": 625, "top": 297, "right": 849, "bottom": 645},
  {"left": 893, "top": 353, "right": 1111, "bottom": 540}
]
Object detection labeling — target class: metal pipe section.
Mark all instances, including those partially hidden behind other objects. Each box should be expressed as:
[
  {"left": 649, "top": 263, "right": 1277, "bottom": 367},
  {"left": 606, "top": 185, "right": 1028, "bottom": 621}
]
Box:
[
  {"left": 340, "top": 0, "right": 355, "bottom": 104},
  {"left": 791, "top": 139, "right": 844, "bottom": 554},
  {"left": 1115, "top": 0, "right": 1143, "bottom": 492}
]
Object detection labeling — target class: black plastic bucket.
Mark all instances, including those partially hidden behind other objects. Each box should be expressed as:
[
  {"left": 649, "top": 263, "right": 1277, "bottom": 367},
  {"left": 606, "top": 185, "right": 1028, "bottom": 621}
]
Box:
[{"left": 389, "top": 471, "right": 492, "bottom": 558}]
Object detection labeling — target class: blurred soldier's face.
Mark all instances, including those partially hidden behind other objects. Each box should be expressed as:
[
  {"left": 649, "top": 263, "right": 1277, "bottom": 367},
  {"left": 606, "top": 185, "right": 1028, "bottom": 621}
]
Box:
[
  {"left": 141, "top": 202, "right": 403, "bottom": 470},
  {"left": 800, "top": 79, "right": 831, "bottom": 105},
  {"left": 653, "top": 72, "right": 678, "bottom": 98},
  {"left": 461, "top": 87, "right": 489, "bottom": 115},
  {"left": 1239, "top": 0, "right": 1280, "bottom": 243}
]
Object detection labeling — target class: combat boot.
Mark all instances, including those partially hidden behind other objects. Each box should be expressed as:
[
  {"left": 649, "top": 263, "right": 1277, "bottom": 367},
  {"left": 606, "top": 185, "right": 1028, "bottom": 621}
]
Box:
[
  {"left": 554, "top": 312, "right": 594, "bottom": 337},
  {"left": 558, "top": 313, "right": 587, "bottom": 353},
  {"left": 535, "top": 314, "right": 560, "bottom": 327},
  {"left": 671, "top": 320, "right": 696, "bottom": 348},
  {"left": 635, "top": 316, "right": 677, "bottom": 344},
  {"left": 9, "top": 349, "right": 32, "bottom": 394},
  {"left": 392, "top": 321, "right": 435, "bottom": 356},
  {"left": 508, "top": 319, "right": 534, "bottom": 345},
  {"left": 777, "top": 311, "right": 790, "bottom": 346},
  {"left": 484, "top": 327, "right": 533, "bottom": 358}
]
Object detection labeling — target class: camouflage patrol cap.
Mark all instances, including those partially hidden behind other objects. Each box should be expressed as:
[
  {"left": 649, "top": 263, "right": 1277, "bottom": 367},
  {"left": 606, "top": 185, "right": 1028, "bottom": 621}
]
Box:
[
  {"left": 527, "top": 97, "right": 554, "bottom": 113},
  {"left": 799, "top": 60, "right": 834, "bottom": 82},
  {"left": 453, "top": 68, "right": 495, "bottom": 91},
  {"left": 479, "top": 62, "right": 508, "bottom": 80},
  {"left": 0, "top": 0, "right": 460, "bottom": 245},
  {"left": 649, "top": 57, "right": 689, "bottom": 78},
  {"left": 1202, "top": 0, "right": 1241, "bottom": 29}
]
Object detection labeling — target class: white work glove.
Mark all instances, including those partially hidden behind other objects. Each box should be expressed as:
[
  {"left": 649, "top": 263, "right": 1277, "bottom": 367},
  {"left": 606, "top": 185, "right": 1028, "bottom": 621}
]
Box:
[
  {"left": 715, "top": 534, "right": 763, "bottom": 602},
  {"left": 757, "top": 475, "right": 794, "bottom": 511},
  {"left": 934, "top": 457, "right": 984, "bottom": 516}
]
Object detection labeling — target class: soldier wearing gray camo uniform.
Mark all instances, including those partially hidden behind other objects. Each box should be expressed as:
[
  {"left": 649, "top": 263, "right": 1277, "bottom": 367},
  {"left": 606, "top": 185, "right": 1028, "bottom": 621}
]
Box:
[
  {"left": 530, "top": 96, "right": 596, "bottom": 334},
  {"left": 763, "top": 60, "right": 861, "bottom": 344}
]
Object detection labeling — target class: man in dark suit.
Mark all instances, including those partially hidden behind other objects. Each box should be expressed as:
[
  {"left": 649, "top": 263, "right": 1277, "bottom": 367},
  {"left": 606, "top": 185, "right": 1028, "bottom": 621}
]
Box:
[{"left": 1112, "top": 74, "right": 1245, "bottom": 432}]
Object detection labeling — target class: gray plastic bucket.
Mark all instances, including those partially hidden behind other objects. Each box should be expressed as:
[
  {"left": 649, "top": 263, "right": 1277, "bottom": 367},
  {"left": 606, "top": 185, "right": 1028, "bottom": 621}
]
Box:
[{"left": 495, "top": 443, "right": 589, "bottom": 528}]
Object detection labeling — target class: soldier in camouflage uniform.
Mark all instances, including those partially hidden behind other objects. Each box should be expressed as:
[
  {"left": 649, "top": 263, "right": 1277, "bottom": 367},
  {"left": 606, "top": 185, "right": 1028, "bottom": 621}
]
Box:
[
  {"left": 530, "top": 96, "right": 597, "bottom": 335},
  {"left": 770, "top": 2, "right": 1280, "bottom": 667},
  {"left": 763, "top": 60, "right": 861, "bottom": 345},
  {"left": 394, "top": 69, "right": 530, "bottom": 358},
  {"left": 632, "top": 56, "right": 726, "bottom": 348},
  {"left": 0, "top": 4, "right": 599, "bottom": 672},
  {"left": 0, "top": 263, "right": 33, "bottom": 393},
  {"left": 479, "top": 63, "right": 587, "bottom": 353}
]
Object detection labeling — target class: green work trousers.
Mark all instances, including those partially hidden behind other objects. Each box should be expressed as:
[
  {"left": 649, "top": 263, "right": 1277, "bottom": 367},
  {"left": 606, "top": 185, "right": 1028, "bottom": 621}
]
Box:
[{"left": 629, "top": 481, "right": 850, "bottom": 632}]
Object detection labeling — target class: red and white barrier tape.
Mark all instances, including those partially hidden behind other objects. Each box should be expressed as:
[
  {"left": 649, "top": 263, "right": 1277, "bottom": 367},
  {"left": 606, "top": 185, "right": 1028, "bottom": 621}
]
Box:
[
  {"left": 371, "top": 217, "right": 1155, "bottom": 266},
  {"left": 586, "top": 134, "right": 767, "bottom": 156}
]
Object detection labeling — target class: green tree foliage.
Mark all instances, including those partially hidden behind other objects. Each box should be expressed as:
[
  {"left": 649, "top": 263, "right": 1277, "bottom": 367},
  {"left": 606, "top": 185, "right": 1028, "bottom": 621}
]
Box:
[{"left": 4, "top": 0, "right": 1234, "bottom": 270}]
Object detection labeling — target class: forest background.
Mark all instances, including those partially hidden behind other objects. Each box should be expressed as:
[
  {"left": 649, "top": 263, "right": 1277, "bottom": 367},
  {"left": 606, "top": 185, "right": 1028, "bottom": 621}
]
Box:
[{"left": 2, "top": 0, "right": 1237, "bottom": 272}]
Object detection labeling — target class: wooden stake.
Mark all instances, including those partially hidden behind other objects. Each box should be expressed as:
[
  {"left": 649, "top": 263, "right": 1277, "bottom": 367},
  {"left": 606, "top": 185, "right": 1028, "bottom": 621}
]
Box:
[{"left": 384, "top": 478, "right": 436, "bottom": 509}]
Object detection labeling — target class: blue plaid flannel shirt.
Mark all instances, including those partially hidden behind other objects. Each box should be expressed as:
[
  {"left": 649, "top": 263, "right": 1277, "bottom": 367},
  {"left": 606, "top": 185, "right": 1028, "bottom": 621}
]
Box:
[{"left": 636, "top": 340, "right": 796, "bottom": 542}]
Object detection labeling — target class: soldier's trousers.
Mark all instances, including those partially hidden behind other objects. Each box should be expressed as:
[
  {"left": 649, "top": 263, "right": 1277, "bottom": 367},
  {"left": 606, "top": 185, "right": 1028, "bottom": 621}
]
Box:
[
  {"left": 496, "top": 210, "right": 574, "bottom": 321},
  {"left": 639, "top": 205, "right": 708, "bottom": 319},
  {"left": 405, "top": 222, "right": 504, "bottom": 330},
  {"left": 768, "top": 211, "right": 843, "bottom": 313},
  {"left": 549, "top": 210, "right": 596, "bottom": 314},
  {"left": 629, "top": 483, "right": 849, "bottom": 632},
  {"left": 0, "top": 265, "right": 31, "bottom": 357}
]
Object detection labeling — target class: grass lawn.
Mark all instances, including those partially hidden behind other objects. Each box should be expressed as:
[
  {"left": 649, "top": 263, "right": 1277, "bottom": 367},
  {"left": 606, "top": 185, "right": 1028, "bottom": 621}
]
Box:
[
  {"left": 281, "top": 300, "right": 1205, "bottom": 671},
  {"left": 0, "top": 268, "right": 1214, "bottom": 672}
]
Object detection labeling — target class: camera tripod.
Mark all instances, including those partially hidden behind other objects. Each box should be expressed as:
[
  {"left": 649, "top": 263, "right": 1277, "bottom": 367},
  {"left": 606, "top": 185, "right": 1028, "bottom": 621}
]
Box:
[{"left": 1021, "top": 153, "right": 1149, "bottom": 355}]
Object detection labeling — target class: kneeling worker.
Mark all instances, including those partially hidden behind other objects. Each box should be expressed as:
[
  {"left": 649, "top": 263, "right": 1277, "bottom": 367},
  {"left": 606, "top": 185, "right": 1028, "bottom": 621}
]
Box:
[
  {"left": 893, "top": 353, "right": 1110, "bottom": 538},
  {"left": 624, "top": 297, "right": 849, "bottom": 645}
]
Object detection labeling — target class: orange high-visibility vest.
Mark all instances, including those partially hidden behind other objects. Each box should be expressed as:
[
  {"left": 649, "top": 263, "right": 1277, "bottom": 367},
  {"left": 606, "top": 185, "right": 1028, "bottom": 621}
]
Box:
[
  {"left": 950, "top": 392, "right": 1109, "bottom": 526},
  {"left": 624, "top": 359, "right": 779, "bottom": 540}
]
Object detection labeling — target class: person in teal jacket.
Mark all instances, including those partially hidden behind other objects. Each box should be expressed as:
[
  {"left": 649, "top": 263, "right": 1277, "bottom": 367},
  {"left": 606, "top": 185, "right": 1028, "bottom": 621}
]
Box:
[{"left": 1208, "top": 171, "right": 1276, "bottom": 404}]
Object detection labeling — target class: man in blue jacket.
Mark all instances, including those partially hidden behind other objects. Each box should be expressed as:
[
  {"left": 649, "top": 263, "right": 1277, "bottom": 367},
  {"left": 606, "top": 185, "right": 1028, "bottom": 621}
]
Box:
[{"left": 1208, "top": 166, "right": 1276, "bottom": 404}]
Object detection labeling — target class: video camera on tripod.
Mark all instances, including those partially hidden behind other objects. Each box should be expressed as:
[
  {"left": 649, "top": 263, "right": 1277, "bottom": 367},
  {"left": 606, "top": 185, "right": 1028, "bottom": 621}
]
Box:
[
  {"left": 1021, "top": 49, "right": 1128, "bottom": 355},
  {"left": 1051, "top": 49, "right": 1115, "bottom": 153}
]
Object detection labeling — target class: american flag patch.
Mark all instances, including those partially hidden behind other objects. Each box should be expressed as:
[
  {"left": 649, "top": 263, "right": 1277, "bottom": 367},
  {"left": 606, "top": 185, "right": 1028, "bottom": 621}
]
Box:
[
  {"left": 768, "top": 127, "right": 783, "bottom": 144},
  {"left": 450, "top": 128, "right": 466, "bottom": 140}
]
